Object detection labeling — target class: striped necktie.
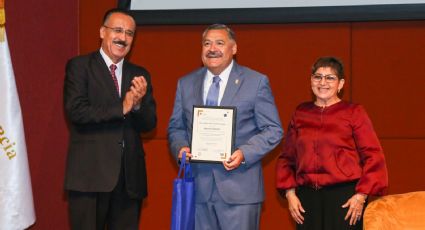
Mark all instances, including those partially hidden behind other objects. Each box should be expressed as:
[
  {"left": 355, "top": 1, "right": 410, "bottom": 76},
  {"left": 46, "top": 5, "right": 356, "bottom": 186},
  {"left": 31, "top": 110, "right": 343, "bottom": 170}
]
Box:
[{"left": 109, "top": 64, "right": 120, "bottom": 95}]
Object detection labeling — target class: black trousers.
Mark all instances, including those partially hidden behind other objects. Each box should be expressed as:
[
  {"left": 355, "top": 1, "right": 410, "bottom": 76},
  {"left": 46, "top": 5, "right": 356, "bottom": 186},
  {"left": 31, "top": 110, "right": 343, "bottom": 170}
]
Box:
[
  {"left": 296, "top": 181, "right": 366, "bottom": 230},
  {"left": 68, "top": 162, "right": 142, "bottom": 230}
]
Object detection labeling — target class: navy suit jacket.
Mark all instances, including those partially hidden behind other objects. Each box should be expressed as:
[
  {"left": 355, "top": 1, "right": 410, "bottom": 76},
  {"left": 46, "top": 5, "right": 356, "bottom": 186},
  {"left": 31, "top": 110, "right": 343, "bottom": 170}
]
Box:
[
  {"left": 168, "top": 62, "right": 283, "bottom": 204},
  {"left": 64, "top": 51, "right": 156, "bottom": 199}
]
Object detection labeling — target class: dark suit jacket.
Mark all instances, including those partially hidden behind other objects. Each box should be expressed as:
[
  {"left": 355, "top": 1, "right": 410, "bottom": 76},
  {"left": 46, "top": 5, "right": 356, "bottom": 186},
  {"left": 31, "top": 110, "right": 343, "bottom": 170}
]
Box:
[{"left": 64, "top": 51, "right": 156, "bottom": 199}]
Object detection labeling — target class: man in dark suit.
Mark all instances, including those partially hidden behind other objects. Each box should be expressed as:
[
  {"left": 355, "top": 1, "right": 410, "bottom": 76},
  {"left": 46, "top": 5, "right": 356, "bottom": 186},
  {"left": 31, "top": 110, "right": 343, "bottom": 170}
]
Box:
[
  {"left": 168, "top": 24, "right": 283, "bottom": 230},
  {"left": 64, "top": 8, "right": 156, "bottom": 230}
]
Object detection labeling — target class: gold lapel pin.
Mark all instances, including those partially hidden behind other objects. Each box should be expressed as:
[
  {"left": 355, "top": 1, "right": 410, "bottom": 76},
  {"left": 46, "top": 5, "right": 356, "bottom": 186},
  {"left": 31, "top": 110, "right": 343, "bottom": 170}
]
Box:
[{"left": 235, "top": 79, "right": 239, "bottom": 84}]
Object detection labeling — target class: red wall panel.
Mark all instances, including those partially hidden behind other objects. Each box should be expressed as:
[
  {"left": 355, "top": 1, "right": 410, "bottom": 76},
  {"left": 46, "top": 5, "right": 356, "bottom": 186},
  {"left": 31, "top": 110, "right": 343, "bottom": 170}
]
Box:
[
  {"left": 352, "top": 21, "right": 425, "bottom": 138},
  {"left": 381, "top": 140, "right": 425, "bottom": 194},
  {"left": 6, "top": 0, "right": 78, "bottom": 229}
]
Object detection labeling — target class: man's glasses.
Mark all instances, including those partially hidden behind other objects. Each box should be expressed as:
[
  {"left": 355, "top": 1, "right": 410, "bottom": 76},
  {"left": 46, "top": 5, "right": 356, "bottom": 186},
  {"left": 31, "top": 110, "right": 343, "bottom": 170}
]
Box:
[
  {"left": 103, "top": 25, "right": 135, "bottom": 37},
  {"left": 311, "top": 74, "right": 339, "bottom": 83}
]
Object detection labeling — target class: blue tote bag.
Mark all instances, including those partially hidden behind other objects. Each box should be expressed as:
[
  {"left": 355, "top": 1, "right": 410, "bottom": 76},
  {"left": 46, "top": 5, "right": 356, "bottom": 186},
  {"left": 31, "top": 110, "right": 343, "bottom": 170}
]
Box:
[{"left": 171, "top": 152, "right": 195, "bottom": 230}]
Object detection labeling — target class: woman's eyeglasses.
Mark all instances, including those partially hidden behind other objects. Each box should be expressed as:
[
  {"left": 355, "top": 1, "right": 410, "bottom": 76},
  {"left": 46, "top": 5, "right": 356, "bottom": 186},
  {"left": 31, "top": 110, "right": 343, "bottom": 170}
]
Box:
[{"left": 311, "top": 74, "right": 338, "bottom": 83}]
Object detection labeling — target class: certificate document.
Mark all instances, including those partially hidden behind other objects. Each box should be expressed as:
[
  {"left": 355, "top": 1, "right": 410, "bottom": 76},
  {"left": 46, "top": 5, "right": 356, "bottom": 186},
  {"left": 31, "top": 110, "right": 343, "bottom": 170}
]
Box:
[{"left": 191, "top": 106, "right": 236, "bottom": 163}]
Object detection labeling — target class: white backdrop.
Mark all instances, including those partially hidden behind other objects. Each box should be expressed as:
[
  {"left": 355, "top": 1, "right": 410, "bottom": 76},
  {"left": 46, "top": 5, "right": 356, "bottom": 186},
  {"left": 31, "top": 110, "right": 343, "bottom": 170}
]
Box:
[{"left": 131, "top": 0, "right": 425, "bottom": 10}]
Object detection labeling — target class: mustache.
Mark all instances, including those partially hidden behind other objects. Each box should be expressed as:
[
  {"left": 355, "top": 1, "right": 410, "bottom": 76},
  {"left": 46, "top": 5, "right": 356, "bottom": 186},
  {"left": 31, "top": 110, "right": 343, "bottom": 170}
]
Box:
[
  {"left": 206, "top": 51, "right": 223, "bottom": 58},
  {"left": 113, "top": 40, "right": 128, "bottom": 47}
]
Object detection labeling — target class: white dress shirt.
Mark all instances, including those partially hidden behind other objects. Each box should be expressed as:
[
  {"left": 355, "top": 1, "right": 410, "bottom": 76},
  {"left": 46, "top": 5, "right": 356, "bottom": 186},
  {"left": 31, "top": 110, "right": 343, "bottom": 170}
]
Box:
[
  {"left": 203, "top": 60, "right": 234, "bottom": 106},
  {"left": 100, "top": 48, "right": 124, "bottom": 96}
]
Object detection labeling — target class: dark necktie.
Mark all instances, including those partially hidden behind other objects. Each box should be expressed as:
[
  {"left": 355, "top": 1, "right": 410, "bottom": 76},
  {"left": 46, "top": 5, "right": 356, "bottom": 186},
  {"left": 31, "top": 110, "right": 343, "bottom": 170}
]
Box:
[
  {"left": 109, "top": 64, "right": 120, "bottom": 95},
  {"left": 206, "top": 76, "right": 221, "bottom": 106}
]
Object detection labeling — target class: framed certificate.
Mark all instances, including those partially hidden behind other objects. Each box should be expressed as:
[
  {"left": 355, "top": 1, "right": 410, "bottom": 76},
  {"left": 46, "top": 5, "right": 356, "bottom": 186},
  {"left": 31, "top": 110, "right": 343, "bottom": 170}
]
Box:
[{"left": 190, "top": 106, "right": 236, "bottom": 163}]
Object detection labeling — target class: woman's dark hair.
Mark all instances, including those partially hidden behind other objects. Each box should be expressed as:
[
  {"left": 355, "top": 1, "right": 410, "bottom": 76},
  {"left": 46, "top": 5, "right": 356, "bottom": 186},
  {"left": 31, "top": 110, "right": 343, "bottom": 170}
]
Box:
[{"left": 311, "top": 56, "right": 345, "bottom": 80}]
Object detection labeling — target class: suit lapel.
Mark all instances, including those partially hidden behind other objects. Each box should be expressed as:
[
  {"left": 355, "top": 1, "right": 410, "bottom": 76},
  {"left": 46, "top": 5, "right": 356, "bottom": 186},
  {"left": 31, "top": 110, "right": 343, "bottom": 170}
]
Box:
[
  {"left": 93, "top": 52, "right": 121, "bottom": 100},
  {"left": 221, "top": 62, "right": 243, "bottom": 106},
  {"left": 193, "top": 68, "right": 206, "bottom": 106},
  {"left": 121, "top": 61, "right": 132, "bottom": 98}
]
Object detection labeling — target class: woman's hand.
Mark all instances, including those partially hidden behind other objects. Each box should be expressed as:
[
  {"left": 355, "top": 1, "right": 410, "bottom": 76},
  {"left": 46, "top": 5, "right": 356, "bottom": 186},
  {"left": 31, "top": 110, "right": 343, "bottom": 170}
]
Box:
[
  {"left": 342, "top": 193, "right": 367, "bottom": 225},
  {"left": 286, "top": 189, "right": 306, "bottom": 224}
]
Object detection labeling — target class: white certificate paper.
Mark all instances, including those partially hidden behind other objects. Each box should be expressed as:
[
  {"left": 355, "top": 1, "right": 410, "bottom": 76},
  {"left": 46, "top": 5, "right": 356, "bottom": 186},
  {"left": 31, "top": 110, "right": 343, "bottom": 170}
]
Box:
[{"left": 191, "top": 106, "right": 236, "bottom": 163}]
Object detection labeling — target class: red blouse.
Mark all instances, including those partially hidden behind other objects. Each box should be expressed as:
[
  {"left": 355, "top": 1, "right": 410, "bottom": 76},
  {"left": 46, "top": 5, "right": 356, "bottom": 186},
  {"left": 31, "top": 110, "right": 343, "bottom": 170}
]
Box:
[{"left": 276, "top": 101, "right": 388, "bottom": 196}]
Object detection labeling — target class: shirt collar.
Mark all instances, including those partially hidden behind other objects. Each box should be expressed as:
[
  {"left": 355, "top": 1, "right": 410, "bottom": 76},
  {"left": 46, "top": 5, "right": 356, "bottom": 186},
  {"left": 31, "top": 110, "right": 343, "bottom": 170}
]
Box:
[
  {"left": 205, "top": 60, "right": 234, "bottom": 83},
  {"left": 100, "top": 48, "right": 124, "bottom": 70}
]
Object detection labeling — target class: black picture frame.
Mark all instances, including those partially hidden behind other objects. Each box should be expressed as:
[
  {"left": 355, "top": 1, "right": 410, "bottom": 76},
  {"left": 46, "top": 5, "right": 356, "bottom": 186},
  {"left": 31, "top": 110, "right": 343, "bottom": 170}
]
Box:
[{"left": 118, "top": 0, "right": 425, "bottom": 25}]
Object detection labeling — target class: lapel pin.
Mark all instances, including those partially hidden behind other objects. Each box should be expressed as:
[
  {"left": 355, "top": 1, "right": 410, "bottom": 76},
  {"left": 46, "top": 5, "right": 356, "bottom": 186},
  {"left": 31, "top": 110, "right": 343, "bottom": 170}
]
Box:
[{"left": 235, "top": 79, "right": 239, "bottom": 84}]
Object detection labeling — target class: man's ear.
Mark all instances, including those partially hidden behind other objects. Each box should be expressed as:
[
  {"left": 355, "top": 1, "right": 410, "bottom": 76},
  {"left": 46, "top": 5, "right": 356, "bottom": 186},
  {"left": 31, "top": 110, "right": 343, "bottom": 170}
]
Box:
[
  {"left": 232, "top": 43, "right": 237, "bottom": 55},
  {"left": 100, "top": 26, "right": 105, "bottom": 39}
]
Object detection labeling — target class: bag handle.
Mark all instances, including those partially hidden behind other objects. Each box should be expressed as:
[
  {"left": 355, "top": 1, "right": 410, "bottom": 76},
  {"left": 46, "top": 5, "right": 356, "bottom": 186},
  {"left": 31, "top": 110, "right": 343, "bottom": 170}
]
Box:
[{"left": 178, "top": 151, "right": 192, "bottom": 179}]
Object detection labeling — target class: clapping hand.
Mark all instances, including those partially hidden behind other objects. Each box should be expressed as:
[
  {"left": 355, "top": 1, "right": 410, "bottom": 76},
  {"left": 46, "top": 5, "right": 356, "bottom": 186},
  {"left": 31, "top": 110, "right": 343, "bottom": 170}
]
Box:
[{"left": 123, "top": 76, "right": 147, "bottom": 114}]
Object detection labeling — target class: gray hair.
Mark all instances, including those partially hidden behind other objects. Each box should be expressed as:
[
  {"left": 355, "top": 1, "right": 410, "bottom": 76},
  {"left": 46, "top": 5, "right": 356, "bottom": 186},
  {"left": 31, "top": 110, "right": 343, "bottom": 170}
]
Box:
[{"left": 202, "top": 24, "right": 236, "bottom": 41}]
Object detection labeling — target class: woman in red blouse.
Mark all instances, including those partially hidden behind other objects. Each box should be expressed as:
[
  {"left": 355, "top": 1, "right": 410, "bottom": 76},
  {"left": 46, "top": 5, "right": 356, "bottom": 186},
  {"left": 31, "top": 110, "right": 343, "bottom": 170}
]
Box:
[{"left": 276, "top": 57, "right": 388, "bottom": 230}]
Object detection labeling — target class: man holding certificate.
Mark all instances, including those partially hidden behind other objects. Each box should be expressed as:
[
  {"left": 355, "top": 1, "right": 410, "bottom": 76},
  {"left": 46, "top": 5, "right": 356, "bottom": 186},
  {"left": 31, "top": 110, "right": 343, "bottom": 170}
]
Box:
[{"left": 168, "top": 24, "right": 283, "bottom": 230}]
